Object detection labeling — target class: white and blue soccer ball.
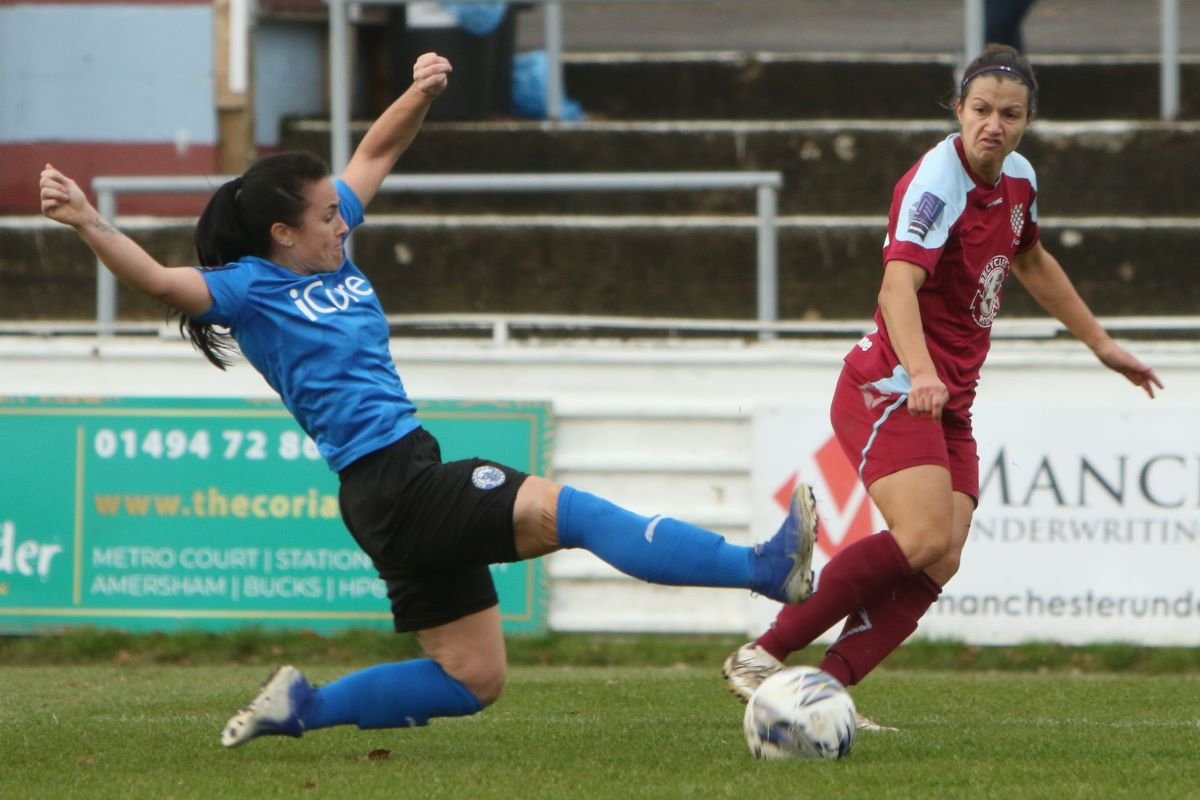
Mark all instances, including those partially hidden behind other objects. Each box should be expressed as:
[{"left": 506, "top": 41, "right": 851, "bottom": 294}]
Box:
[{"left": 743, "top": 666, "right": 857, "bottom": 760}]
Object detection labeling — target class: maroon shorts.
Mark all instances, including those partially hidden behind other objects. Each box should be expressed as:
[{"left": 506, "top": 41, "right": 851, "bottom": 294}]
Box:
[{"left": 829, "top": 363, "right": 980, "bottom": 500}]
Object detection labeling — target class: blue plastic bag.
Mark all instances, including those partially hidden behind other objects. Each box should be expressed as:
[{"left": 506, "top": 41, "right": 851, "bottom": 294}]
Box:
[
  {"left": 442, "top": 3, "right": 508, "bottom": 36},
  {"left": 511, "top": 50, "right": 585, "bottom": 121}
]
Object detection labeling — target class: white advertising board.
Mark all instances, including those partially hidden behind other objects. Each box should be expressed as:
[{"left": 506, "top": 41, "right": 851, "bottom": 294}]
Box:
[{"left": 751, "top": 404, "right": 1200, "bottom": 645}]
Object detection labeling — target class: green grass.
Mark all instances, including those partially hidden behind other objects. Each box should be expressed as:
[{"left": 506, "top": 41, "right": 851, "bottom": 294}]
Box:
[
  {"left": 1, "top": 663, "right": 1198, "bottom": 799},
  {"left": 5, "top": 629, "right": 1200, "bottom": 673}
]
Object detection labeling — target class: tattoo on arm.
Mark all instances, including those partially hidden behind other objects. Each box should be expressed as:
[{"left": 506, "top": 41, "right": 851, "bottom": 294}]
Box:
[{"left": 89, "top": 217, "right": 121, "bottom": 236}]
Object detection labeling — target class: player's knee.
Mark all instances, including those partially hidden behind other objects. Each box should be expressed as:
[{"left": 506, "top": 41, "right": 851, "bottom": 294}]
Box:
[
  {"left": 893, "top": 523, "right": 953, "bottom": 571},
  {"left": 457, "top": 659, "right": 507, "bottom": 707},
  {"left": 924, "top": 547, "right": 961, "bottom": 586},
  {"left": 513, "top": 476, "right": 563, "bottom": 558},
  {"left": 438, "top": 652, "right": 506, "bottom": 707}
]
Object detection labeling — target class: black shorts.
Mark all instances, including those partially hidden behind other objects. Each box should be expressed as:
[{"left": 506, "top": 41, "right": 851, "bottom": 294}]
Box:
[{"left": 337, "top": 426, "right": 528, "bottom": 632}]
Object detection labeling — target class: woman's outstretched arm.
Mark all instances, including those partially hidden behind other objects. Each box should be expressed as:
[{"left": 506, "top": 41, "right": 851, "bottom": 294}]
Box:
[
  {"left": 340, "top": 52, "right": 452, "bottom": 208},
  {"left": 39, "top": 164, "right": 212, "bottom": 316},
  {"left": 1012, "top": 241, "right": 1162, "bottom": 397}
]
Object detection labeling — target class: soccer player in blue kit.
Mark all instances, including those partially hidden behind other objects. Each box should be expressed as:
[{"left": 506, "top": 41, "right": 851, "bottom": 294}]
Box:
[{"left": 38, "top": 52, "right": 817, "bottom": 747}]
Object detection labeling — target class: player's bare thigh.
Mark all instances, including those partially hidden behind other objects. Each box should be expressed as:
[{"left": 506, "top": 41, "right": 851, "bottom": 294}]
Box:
[
  {"left": 866, "top": 464, "right": 955, "bottom": 570},
  {"left": 924, "top": 490, "right": 975, "bottom": 586}
]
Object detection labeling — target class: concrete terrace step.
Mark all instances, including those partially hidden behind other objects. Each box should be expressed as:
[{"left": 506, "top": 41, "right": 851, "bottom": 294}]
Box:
[
  {"left": 559, "top": 53, "right": 1200, "bottom": 121},
  {"left": 6, "top": 214, "right": 1198, "bottom": 321},
  {"left": 511, "top": 0, "right": 1200, "bottom": 59},
  {"left": 283, "top": 119, "right": 1200, "bottom": 217}
]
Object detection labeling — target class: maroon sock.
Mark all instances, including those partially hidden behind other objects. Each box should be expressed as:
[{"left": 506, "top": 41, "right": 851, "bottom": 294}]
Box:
[
  {"left": 756, "top": 530, "right": 911, "bottom": 662},
  {"left": 819, "top": 571, "right": 942, "bottom": 686}
]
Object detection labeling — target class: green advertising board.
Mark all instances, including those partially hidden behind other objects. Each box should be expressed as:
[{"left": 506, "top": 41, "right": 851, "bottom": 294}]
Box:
[{"left": 0, "top": 397, "right": 550, "bottom": 634}]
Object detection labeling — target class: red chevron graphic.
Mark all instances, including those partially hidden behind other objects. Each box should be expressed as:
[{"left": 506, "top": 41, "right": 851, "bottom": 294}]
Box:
[{"left": 774, "top": 435, "right": 875, "bottom": 559}]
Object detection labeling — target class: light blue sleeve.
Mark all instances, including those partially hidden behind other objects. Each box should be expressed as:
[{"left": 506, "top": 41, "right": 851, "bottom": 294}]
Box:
[
  {"left": 893, "top": 182, "right": 956, "bottom": 250},
  {"left": 893, "top": 143, "right": 970, "bottom": 250}
]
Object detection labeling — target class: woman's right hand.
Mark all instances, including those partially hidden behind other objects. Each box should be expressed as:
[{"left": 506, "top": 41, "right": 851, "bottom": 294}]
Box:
[
  {"left": 907, "top": 369, "right": 949, "bottom": 421},
  {"left": 39, "top": 163, "right": 93, "bottom": 228}
]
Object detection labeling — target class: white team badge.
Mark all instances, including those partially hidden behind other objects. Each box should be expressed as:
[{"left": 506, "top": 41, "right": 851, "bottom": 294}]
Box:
[
  {"left": 971, "top": 255, "right": 1010, "bottom": 328},
  {"left": 471, "top": 465, "right": 507, "bottom": 490}
]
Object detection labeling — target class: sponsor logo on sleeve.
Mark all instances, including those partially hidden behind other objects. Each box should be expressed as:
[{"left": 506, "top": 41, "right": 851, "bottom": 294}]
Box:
[{"left": 906, "top": 192, "right": 946, "bottom": 240}]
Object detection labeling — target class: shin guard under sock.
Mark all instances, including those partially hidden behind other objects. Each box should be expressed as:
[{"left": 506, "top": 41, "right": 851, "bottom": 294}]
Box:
[
  {"left": 820, "top": 570, "right": 942, "bottom": 686},
  {"left": 302, "top": 659, "right": 483, "bottom": 730},
  {"left": 555, "top": 486, "right": 752, "bottom": 588},
  {"left": 756, "top": 530, "right": 912, "bottom": 661}
]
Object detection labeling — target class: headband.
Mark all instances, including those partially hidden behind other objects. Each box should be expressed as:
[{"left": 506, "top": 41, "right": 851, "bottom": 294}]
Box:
[{"left": 960, "top": 64, "right": 1035, "bottom": 92}]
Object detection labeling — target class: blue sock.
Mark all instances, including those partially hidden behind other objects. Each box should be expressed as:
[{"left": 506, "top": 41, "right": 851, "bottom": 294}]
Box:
[
  {"left": 301, "top": 659, "right": 483, "bottom": 730},
  {"left": 555, "top": 485, "right": 754, "bottom": 588}
]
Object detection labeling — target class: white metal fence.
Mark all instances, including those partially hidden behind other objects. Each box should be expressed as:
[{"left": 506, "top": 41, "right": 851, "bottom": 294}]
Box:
[
  {"left": 321, "top": 0, "right": 1186, "bottom": 172},
  {"left": 91, "top": 170, "right": 782, "bottom": 333}
]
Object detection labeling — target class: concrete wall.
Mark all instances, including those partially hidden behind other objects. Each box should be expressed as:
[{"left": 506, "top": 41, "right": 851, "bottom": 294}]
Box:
[
  {"left": 0, "top": 0, "right": 219, "bottom": 214},
  {"left": 0, "top": 1, "right": 327, "bottom": 213},
  {"left": 0, "top": 4, "right": 215, "bottom": 143},
  {"left": 3, "top": 334, "right": 1197, "bottom": 641}
]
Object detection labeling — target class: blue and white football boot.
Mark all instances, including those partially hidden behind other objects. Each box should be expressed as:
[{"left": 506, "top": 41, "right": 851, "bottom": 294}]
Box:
[
  {"left": 754, "top": 482, "right": 818, "bottom": 604},
  {"left": 220, "top": 665, "right": 314, "bottom": 748}
]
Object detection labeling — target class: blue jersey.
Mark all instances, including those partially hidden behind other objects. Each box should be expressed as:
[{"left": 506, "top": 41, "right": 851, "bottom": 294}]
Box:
[{"left": 194, "top": 180, "right": 420, "bottom": 471}]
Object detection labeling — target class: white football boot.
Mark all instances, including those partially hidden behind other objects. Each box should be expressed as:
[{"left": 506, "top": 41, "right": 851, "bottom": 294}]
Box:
[
  {"left": 854, "top": 712, "right": 899, "bottom": 732},
  {"left": 723, "top": 643, "right": 898, "bottom": 732},
  {"left": 221, "top": 665, "right": 314, "bottom": 748},
  {"left": 722, "top": 643, "right": 784, "bottom": 702}
]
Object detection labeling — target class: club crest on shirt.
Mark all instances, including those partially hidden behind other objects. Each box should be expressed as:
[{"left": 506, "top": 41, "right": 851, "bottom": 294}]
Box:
[
  {"left": 471, "top": 465, "right": 507, "bottom": 490},
  {"left": 971, "top": 255, "right": 1010, "bottom": 328},
  {"left": 906, "top": 192, "right": 946, "bottom": 240},
  {"left": 1010, "top": 203, "right": 1025, "bottom": 240}
]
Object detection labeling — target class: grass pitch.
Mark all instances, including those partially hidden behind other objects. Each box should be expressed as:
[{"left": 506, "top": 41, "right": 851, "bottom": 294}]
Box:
[{"left": 2, "top": 664, "right": 1197, "bottom": 800}]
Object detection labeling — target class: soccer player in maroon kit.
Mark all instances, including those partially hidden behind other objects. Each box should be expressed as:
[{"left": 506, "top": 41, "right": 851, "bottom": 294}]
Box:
[{"left": 723, "top": 44, "right": 1163, "bottom": 729}]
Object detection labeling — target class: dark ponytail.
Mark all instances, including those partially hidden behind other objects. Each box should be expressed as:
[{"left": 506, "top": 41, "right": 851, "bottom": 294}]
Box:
[
  {"left": 180, "top": 152, "right": 332, "bottom": 369},
  {"left": 954, "top": 43, "right": 1038, "bottom": 117}
]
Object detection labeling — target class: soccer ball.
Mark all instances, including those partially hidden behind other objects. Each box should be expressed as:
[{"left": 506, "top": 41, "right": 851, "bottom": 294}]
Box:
[{"left": 743, "top": 666, "right": 856, "bottom": 760}]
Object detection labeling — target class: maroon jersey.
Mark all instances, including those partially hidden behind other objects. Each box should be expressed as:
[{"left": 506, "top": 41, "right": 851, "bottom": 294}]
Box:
[{"left": 845, "top": 133, "right": 1040, "bottom": 415}]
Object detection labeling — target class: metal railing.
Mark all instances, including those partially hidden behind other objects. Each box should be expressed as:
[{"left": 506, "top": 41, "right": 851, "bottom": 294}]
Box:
[
  {"left": 91, "top": 170, "right": 782, "bottom": 334},
  {"left": 381, "top": 311, "right": 1200, "bottom": 346},
  {"left": 1161, "top": 0, "right": 1183, "bottom": 119},
  {"left": 965, "top": 0, "right": 1182, "bottom": 119},
  {"left": 324, "top": 0, "right": 1186, "bottom": 171},
  {"left": 12, "top": 311, "right": 1200, "bottom": 346}
]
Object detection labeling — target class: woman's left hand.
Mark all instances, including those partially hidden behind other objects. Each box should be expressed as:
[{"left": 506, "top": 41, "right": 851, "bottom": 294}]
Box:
[
  {"left": 1093, "top": 339, "right": 1163, "bottom": 398},
  {"left": 413, "top": 52, "right": 452, "bottom": 98}
]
